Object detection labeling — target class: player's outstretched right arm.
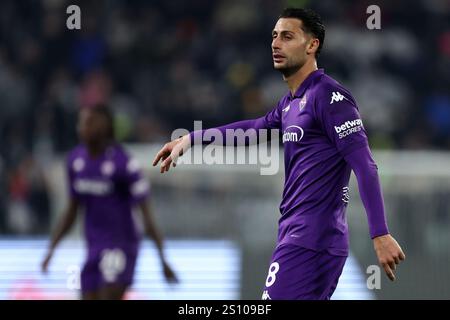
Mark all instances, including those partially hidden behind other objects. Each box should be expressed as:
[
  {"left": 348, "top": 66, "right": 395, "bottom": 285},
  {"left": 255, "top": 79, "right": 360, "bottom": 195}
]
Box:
[
  {"left": 41, "top": 199, "right": 79, "bottom": 273},
  {"left": 153, "top": 114, "right": 280, "bottom": 173}
]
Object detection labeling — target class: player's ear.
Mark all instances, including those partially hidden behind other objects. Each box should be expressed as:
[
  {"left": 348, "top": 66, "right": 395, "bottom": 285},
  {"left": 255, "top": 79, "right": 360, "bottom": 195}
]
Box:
[{"left": 306, "top": 38, "right": 320, "bottom": 56}]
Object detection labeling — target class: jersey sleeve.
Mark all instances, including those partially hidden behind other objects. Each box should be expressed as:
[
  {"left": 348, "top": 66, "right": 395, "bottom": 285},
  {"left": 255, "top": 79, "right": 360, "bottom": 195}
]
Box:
[
  {"left": 315, "top": 84, "right": 369, "bottom": 157},
  {"left": 344, "top": 146, "right": 389, "bottom": 238},
  {"left": 262, "top": 98, "right": 283, "bottom": 129},
  {"left": 190, "top": 99, "right": 284, "bottom": 146}
]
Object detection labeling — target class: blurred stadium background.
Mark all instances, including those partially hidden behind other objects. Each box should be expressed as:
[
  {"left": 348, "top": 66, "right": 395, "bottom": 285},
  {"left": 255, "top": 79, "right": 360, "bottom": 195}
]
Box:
[{"left": 0, "top": 0, "right": 449, "bottom": 299}]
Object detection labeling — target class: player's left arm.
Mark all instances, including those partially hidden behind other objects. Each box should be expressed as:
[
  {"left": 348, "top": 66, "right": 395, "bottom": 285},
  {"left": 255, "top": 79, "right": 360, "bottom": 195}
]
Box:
[
  {"left": 316, "top": 85, "right": 405, "bottom": 281},
  {"left": 344, "top": 147, "right": 406, "bottom": 281},
  {"left": 138, "top": 200, "right": 178, "bottom": 283}
]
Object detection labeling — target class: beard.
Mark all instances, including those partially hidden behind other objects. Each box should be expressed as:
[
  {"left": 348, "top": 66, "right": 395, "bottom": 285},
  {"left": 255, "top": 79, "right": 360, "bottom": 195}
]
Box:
[{"left": 275, "top": 58, "right": 305, "bottom": 78}]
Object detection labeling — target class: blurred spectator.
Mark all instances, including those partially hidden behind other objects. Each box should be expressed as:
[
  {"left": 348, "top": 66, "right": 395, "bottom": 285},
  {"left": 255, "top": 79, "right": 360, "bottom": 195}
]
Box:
[
  {"left": 0, "top": 0, "right": 449, "bottom": 234},
  {"left": 5, "top": 155, "right": 50, "bottom": 234}
]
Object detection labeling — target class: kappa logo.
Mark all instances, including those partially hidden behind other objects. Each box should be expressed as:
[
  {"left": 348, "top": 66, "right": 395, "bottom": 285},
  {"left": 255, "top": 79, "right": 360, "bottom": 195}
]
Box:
[
  {"left": 262, "top": 290, "right": 271, "bottom": 300},
  {"left": 330, "top": 91, "right": 347, "bottom": 104}
]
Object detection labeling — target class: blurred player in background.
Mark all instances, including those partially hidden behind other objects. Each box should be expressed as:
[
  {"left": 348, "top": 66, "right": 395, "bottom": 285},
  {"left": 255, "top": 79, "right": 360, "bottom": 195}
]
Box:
[
  {"left": 153, "top": 8, "right": 405, "bottom": 300},
  {"left": 41, "top": 105, "right": 177, "bottom": 300}
]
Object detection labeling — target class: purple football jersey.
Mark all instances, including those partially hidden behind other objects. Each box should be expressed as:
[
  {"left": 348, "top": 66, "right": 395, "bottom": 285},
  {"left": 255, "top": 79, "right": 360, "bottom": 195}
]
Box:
[
  {"left": 264, "top": 69, "right": 369, "bottom": 256},
  {"left": 66, "top": 143, "right": 150, "bottom": 250}
]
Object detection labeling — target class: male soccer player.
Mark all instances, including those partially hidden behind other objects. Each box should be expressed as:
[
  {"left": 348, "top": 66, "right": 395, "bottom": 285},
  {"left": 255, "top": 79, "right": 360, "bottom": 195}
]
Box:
[
  {"left": 153, "top": 8, "right": 405, "bottom": 300},
  {"left": 42, "top": 105, "right": 177, "bottom": 300}
]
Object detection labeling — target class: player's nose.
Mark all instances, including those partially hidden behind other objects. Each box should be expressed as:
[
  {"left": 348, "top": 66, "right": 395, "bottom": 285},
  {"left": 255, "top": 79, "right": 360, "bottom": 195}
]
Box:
[{"left": 271, "top": 38, "right": 280, "bottom": 51}]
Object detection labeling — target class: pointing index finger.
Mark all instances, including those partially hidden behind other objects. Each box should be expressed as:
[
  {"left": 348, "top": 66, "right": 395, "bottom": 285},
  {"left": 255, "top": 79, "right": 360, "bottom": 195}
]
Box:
[
  {"left": 153, "top": 147, "right": 168, "bottom": 166},
  {"left": 383, "top": 263, "right": 396, "bottom": 281}
]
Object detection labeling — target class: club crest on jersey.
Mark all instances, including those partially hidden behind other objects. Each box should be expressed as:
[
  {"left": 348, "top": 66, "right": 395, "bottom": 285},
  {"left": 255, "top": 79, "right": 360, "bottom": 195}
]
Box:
[
  {"left": 330, "top": 91, "right": 347, "bottom": 104},
  {"left": 299, "top": 95, "right": 307, "bottom": 111},
  {"left": 101, "top": 161, "right": 115, "bottom": 176},
  {"left": 282, "top": 125, "right": 304, "bottom": 143}
]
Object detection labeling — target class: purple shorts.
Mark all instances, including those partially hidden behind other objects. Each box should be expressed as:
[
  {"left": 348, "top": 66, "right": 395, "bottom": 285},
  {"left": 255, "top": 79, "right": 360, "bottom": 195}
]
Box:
[
  {"left": 261, "top": 243, "right": 346, "bottom": 300},
  {"left": 81, "top": 246, "right": 138, "bottom": 294}
]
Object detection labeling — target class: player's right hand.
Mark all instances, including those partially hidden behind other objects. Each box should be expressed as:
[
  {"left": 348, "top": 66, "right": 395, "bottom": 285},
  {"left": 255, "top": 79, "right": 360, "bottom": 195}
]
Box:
[
  {"left": 152, "top": 134, "right": 191, "bottom": 173},
  {"left": 41, "top": 250, "right": 53, "bottom": 274},
  {"left": 162, "top": 261, "right": 179, "bottom": 284}
]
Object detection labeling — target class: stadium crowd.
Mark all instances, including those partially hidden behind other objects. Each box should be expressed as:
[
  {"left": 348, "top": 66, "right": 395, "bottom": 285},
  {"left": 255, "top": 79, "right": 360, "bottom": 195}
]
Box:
[{"left": 0, "top": 0, "right": 449, "bottom": 234}]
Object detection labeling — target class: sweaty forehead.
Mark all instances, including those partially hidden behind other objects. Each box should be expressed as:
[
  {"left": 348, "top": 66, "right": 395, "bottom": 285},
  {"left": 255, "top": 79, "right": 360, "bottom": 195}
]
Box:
[{"left": 273, "top": 18, "right": 304, "bottom": 34}]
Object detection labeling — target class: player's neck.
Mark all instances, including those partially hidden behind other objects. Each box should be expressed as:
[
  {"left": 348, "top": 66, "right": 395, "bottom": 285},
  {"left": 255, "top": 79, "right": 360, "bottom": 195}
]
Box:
[
  {"left": 86, "top": 140, "right": 109, "bottom": 158},
  {"left": 284, "top": 60, "right": 318, "bottom": 96}
]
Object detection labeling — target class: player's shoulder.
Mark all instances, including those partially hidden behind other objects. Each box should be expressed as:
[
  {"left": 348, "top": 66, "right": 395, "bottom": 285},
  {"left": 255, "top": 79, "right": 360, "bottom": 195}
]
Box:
[
  {"left": 104, "top": 143, "right": 129, "bottom": 167},
  {"left": 313, "top": 73, "right": 352, "bottom": 97},
  {"left": 66, "top": 144, "right": 86, "bottom": 162},
  {"left": 108, "top": 143, "right": 143, "bottom": 174},
  {"left": 311, "top": 72, "right": 356, "bottom": 107},
  {"left": 277, "top": 92, "right": 291, "bottom": 109},
  {"left": 109, "top": 143, "right": 129, "bottom": 159},
  {"left": 65, "top": 145, "right": 87, "bottom": 173}
]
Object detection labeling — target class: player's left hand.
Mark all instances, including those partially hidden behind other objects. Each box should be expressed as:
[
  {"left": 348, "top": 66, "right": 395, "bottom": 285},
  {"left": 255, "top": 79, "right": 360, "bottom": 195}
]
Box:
[
  {"left": 373, "top": 234, "right": 405, "bottom": 281},
  {"left": 162, "top": 260, "right": 179, "bottom": 284}
]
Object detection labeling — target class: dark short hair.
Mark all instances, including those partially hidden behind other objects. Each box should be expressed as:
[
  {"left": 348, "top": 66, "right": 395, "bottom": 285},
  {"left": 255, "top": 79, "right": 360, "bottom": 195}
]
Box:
[{"left": 279, "top": 8, "right": 325, "bottom": 57}]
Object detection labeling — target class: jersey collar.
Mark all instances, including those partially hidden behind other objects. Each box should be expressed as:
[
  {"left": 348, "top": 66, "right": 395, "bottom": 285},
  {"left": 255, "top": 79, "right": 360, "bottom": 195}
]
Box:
[{"left": 288, "top": 68, "right": 324, "bottom": 101}]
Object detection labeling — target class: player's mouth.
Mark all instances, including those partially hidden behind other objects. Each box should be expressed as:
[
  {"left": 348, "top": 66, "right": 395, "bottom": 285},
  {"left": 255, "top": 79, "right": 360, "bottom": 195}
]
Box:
[{"left": 273, "top": 53, "right": 286, "bottom": 63}]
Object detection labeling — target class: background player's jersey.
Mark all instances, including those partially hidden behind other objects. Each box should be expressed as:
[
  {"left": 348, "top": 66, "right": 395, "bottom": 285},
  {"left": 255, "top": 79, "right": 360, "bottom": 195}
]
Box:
[
  {"left": 263, "top": 69, "right": 369, "bottom": 256},
  {"left": 66, "top": 143, "right": 150, "bottom": 250}
]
